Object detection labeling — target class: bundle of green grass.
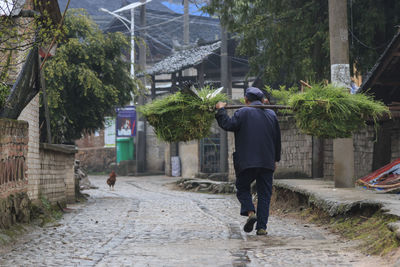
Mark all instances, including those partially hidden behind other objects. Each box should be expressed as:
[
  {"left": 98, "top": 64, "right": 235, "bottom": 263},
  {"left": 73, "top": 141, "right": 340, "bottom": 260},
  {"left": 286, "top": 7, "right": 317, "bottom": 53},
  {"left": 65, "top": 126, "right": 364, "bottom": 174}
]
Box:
[
  {"left": 138, "top": 88, "right": 226, "bottom": 142},
  {"left": 269, "top": 84, "right": 390, "bottom": 138}
]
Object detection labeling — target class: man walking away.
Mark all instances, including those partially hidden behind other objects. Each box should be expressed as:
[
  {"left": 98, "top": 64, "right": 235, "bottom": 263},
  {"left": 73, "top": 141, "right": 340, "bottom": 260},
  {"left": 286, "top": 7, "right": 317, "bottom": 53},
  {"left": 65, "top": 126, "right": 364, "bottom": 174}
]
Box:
[{"left": 215, "top": 87, "right": 281, "bottom": 235}]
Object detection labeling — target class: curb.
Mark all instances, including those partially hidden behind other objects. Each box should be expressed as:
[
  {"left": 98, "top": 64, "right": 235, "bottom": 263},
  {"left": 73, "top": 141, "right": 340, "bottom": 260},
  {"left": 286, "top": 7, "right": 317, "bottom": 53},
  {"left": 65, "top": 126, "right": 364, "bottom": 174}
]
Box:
[{"left": 176, "top": 178, "right": 236, "bottom": 194}]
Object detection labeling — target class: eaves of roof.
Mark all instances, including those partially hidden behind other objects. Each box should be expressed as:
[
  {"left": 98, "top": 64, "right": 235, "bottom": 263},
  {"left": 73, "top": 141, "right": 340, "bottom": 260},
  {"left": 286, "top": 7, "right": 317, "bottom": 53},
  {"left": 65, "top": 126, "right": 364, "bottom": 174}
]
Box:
[
  {"left": 142, "top": 41, "right": 221, "bottom": 76},
  {"left": 0, "top": 0, "right": 26, "bottom": 16},
  {"left": 360, "top": 32, "right": 400, "bottom": 95}
]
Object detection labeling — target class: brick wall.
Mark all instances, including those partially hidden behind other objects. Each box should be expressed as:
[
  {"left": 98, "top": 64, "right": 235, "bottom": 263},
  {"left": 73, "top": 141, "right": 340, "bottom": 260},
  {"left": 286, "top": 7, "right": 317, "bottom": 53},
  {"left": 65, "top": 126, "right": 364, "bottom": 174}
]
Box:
[
  {"left": 0, "top": 118, "right": 31, "bottom": 228},
  {"left": 75, "top": 131, "right": 105, "bottom": 148},
  {"left": 76, "top": 147, "right": 116, "bottom": 173},
  {"left": 18, "top": 94, "right": 41, "bottom": 201},
  {"left": 0, "top": 118, "right": 29, "bottom": 198},
  {"left": 39, "top": 144, "right": 76, "bottom": 204},
  {"left": 75, "top": 130, "right": 116, "bottom": 173},
  {"left": 4, "top": 1, "right": 34, "bottom": 82}
]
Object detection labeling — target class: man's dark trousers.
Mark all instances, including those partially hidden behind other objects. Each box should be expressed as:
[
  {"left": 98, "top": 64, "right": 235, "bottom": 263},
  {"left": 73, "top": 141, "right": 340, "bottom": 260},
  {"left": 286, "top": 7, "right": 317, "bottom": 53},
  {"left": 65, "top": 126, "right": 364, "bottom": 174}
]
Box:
[{"left": 236, "top": 168, "right": 273, "bottom": 230}]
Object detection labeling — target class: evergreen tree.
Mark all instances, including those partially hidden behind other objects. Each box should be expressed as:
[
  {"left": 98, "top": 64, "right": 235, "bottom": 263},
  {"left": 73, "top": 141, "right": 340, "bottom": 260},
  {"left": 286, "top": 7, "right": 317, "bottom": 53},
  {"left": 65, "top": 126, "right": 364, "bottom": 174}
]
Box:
[
  {"left": 43, "top": 9, "right": 140, "bottom": 143},
  {"left": 204, "top": 0, "right": 400, "bottom": 86}
]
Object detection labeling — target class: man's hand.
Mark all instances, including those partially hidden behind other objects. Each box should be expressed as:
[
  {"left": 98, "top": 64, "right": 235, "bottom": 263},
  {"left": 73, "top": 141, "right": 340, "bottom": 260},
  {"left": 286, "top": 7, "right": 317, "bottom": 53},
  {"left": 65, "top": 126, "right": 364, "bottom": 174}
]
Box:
[{"left": 215, "top": 102, "right": 227, "bottom": 109}]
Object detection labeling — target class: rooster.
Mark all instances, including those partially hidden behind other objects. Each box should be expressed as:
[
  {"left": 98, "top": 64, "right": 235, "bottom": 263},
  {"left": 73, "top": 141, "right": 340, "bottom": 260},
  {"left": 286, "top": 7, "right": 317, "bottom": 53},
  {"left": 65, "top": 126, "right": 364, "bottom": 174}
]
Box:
[{"left": 107, "top": 171, "right": 116, "bottom": 190}]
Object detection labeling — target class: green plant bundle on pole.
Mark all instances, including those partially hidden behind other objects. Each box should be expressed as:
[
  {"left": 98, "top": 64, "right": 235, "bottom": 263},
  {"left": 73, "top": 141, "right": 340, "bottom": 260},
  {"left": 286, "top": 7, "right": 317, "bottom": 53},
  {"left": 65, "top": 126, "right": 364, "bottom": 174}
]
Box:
[
  {"left": 138, "top": 88, "right": 226, "bottom": 142},
  {"left": 268, "top": 84, "right": 390, "bottom": 138}
]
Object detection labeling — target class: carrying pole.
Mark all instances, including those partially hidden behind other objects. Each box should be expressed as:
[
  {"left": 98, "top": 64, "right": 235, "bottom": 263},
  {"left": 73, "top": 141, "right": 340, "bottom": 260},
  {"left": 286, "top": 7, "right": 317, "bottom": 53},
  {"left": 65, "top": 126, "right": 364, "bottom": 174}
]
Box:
[{"left": 224, "top": 105, "right": 290, "bottom": 110}]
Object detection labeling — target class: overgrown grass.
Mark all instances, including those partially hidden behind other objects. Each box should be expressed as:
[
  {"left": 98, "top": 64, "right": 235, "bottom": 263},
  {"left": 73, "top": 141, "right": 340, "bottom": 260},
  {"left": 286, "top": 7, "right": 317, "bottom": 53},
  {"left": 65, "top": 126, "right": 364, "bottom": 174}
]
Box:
[
  {"left": 295, "top": 207, "right": 399, "bottom": 256},
  {"left": 330, "top": 212, "right": 399, "bottom": 255},
  {"left": 270, "top": 187, "right": 400, "bottom": 256},
  {"left": 0, "top": 196, "right": 64, "bottom": 246},
  {"left": 31, "top": 195, "right": 64, "bottom": 226}
]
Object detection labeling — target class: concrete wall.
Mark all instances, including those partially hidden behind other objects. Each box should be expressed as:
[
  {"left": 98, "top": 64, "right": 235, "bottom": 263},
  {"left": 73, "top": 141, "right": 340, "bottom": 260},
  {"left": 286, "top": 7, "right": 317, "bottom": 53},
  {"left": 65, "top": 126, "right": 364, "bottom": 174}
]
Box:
[
  {"left": 179, "top": 141, "right": 199, "bottom": 178},
  {"left": 146, "top": 125, "right": 166, "bottom": 172},
  {"left": 277, "top": 116, "right": 313, "bottom": 178},
  {"left": 39, "top": 144, "right": 76, "bottom": 204},
  {"left": 353, "top": 126, "right": 375, "bottom": 179}
]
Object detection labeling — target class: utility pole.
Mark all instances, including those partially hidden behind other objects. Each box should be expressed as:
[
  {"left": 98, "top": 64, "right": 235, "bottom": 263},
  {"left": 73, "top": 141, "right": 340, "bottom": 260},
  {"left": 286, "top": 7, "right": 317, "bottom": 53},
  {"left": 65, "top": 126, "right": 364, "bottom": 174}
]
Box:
[
  {"left": 329, "top": 0, "right": 354, "bottom": 187},
  {"left": 219, "top": 25, "right": 231, "bottom": 174},
  {"left": 183, "top": 0, "right": 189, "bottom": 45},
  {"left": 183, "top": 0, "right": 190, "bottom": 78},
  {"left": 136, "top": 0, "right": 147, "bottom": 173}
]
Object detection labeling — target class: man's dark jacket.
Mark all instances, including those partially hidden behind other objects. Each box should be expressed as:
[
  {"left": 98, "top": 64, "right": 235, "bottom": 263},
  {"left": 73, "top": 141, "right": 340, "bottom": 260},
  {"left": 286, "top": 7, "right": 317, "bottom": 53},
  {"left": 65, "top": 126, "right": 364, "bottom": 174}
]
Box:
[{"left": 215, "top": 100, "right": 281, "bottom": 174}]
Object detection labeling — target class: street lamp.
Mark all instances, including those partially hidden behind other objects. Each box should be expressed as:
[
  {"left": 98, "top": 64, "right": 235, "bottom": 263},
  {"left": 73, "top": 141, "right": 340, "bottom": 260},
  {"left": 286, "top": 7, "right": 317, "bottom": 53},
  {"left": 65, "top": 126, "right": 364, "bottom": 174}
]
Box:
[{"left": 99, "top": 0, "right": 152, "bottom": 78}]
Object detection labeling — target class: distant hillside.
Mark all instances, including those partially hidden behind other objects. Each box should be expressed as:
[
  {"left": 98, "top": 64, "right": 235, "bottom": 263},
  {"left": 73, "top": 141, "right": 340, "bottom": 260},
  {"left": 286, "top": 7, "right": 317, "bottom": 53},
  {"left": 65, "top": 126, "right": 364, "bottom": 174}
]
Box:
[{"left": 57, "top": 0, "right": 207, "bottom": 29}]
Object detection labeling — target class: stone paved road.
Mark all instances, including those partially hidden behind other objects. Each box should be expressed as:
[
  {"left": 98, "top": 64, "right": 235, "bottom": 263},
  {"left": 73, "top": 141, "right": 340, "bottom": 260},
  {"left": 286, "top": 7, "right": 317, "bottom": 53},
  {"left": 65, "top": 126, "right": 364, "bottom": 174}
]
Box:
[{"left": 0, "top": 175, "right": 390, "bottom": 266}]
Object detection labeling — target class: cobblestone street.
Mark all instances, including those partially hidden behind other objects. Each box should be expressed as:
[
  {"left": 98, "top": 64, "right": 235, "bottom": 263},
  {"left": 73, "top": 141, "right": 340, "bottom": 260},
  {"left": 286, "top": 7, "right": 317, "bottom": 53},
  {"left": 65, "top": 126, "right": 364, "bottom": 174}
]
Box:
[{"left": 0, "top": 176, "right": 389, "bottom": 266}]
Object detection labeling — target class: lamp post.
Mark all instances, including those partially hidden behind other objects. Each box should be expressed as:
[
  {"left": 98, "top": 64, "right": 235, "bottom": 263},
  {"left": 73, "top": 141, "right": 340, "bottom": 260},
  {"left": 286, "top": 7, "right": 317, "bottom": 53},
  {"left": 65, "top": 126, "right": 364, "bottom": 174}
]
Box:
[
  {"left": 100, "top": 1, "right": 151, "bottom": 172},
  {"left": 99, "top": 0, "right": 152, "bottom": 79}
]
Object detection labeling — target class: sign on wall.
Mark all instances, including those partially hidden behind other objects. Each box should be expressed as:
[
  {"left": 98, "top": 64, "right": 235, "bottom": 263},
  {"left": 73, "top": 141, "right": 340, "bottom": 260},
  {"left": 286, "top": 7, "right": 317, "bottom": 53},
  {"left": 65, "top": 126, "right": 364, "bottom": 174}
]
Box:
[
  {"left": 116, "top": 106, "right": 136, "bottom": 137},
  {"left": 104, "top": 117, "right": 116, "bottom": 147}
]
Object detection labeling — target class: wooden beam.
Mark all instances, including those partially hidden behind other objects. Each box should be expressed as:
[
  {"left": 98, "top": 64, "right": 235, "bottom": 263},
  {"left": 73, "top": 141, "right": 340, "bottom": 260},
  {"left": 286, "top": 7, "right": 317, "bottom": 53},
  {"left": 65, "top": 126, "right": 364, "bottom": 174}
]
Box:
[
  {"left": 375, "top": 81, "right": 400, "bottom": 86},
  {"left": 171, "top": 72, "right": 177, "bottom": 93},
  {"left": 197, "top": 62, "right": 204, "bottom": 88},
  {"left": 369, "top": 53, "right": 397, "bottom": 88},
  {"left": 151, "top": 75, "right": 156, "bottom": 99},
  {"left": 39, "top": 55, "right": 52, "bottom": 144}
]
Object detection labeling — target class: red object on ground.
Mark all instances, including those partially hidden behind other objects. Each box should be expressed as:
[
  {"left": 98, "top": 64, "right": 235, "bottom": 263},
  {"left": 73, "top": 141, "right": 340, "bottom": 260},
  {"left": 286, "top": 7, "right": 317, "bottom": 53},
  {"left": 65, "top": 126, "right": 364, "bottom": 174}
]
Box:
[{"left": 357, "top": 158, "right": 400, "bottom": 192}]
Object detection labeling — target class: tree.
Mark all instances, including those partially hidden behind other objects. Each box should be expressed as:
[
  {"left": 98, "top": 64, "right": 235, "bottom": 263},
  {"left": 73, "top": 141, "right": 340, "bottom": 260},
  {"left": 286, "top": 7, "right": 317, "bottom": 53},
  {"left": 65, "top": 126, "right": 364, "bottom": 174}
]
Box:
[
  {"left": 43, "top": 9, "right": 140, "bottom": 143},
  {"left": 0, "top": 0, "right": 61, "bottom": 110},
  {"left": 203, "top": 0, "right": 400, "bottom": 86}
]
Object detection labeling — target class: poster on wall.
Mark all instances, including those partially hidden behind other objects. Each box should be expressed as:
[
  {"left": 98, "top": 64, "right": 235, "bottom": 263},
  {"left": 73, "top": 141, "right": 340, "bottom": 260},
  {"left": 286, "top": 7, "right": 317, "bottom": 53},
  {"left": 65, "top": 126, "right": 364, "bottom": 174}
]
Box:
[
  {"left": 104, "top": 117, "right": 116, "bottom": 147},
  {"left": 116, "top": 106, "right": 136, "bottom": 137}
]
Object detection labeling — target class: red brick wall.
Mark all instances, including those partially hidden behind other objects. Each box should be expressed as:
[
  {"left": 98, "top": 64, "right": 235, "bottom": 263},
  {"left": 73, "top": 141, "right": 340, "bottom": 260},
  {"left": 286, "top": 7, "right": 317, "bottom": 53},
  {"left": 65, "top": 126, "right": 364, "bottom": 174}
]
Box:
[
  {"left": 75, "top": 131, "right": 105, "bottom": 148},
  {"left": 0, "top": 118, "right": 29, "bottom": 198}
]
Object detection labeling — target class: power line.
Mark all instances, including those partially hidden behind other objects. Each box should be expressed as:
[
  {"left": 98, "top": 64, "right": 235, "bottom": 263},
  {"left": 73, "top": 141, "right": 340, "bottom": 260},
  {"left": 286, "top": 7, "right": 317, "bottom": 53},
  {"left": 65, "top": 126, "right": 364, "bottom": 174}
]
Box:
[{"left": 349, "top": 29, "right": 390, "bottom": 50}]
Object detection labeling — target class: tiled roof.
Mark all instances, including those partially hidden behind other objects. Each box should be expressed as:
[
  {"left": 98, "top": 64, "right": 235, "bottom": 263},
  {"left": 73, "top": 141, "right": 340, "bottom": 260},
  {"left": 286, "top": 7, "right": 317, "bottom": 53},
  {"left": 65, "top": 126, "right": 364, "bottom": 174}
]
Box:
[
  {"left": 144, "top": 41, "right": 221, "bottom": 76},
  {"left": 0, "top": 0, "right": 26, "bottom": 16}
]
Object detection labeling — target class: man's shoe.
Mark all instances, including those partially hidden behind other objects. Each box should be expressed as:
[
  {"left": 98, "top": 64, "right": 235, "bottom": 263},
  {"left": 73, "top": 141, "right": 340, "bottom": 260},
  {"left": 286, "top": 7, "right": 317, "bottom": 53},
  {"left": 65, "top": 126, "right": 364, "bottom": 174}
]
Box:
[
  {"left": 256, "top": 229, "right": 267, "bottom": 235},
  {"left": 243, "top": 214, "right": 257, "bottom": 233}
]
